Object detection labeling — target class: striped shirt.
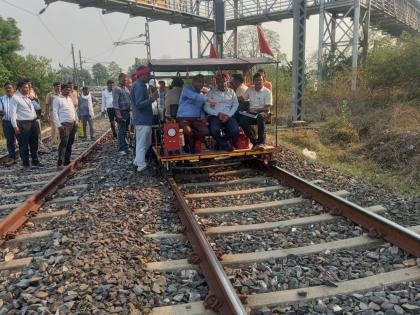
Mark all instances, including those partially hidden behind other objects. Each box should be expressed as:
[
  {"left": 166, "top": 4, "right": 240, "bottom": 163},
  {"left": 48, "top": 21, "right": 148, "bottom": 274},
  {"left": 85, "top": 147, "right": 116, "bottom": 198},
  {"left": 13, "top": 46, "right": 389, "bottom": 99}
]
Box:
[
  {"left": 112, "top": 86, "right": 132, "bottom": 111},
  {"left": 0, "top": 95, "right": 13, "bottom": 121}
]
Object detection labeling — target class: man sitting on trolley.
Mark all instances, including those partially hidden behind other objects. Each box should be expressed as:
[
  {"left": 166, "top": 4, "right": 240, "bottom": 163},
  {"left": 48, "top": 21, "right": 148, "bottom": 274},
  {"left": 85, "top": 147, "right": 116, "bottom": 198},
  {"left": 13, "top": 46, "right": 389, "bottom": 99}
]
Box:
[
  {"left": 204, "top": 73, "right": 240, "bottom": 152},
  {"left": 176, "top": 74, "right": 217, "bottom": 154},
  {"left": 237, "top": 72, "right": 272, "bottom": 149}
]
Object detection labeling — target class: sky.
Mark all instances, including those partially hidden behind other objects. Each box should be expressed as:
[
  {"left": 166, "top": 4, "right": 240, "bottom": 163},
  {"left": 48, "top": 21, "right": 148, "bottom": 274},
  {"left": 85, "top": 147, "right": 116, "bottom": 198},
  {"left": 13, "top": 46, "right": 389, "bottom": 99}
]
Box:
[{"left": 0, "top": 0, "right": 320, "bottom": 72}]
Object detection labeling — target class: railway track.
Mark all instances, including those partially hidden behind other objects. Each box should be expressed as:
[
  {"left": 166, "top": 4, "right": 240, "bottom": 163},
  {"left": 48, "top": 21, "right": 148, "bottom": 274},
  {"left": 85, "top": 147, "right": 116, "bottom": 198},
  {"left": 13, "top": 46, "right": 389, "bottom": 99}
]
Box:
[
  {"left": 0, "top": 117, "right": 111, "bottom": 271},
  {"left": 148, "top": 159, "right": 420, "bottom": 314}
]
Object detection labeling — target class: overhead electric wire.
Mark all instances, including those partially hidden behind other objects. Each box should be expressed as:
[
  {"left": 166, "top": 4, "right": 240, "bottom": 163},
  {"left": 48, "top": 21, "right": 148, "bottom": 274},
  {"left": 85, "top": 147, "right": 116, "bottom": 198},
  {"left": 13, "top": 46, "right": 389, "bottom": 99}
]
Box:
[
  {"left": 0, "top": 0, "right": 36, "bottom": 16},
  {"left": 97, "top": 10, "right": 115, "bottom": 43},
  {"left": 109, "top": 16, "right": 131, "bottom": 58},
  {"left": 0, "top": 0, "right": 68, "bottom": 52},
  {"left": 37, "top": 16, "right": 68, "bottom": 50}
]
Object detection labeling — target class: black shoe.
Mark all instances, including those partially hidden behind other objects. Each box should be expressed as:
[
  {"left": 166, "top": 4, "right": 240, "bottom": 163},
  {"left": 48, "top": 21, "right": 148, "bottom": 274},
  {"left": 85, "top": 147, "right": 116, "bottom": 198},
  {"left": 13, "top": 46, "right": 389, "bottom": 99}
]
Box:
[
  {"left": 32, "top": 162, "right": 44, "bottom": 168},
  {"left": 225, "top": 144, "right": 234, "bottom": 152},
  {"left": 64, "top": 161, "right": 71, "bottom": 166},
  {"left": 22, "top": 165, "right": 30, "bottom": 171}
]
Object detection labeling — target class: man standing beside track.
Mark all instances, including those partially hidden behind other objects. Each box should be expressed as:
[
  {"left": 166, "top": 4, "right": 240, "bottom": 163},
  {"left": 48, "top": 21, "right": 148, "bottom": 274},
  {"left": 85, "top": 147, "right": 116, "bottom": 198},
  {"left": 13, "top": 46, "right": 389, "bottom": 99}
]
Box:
[
  {"left": 9, "top": 80, "right": 43, "bottom": 170},
  {"left": 0, "top": 82, "right": 17, "bottom": 164},
  {"left": 113, "top": 73, "right": 132, "bottom": 155},
  {"left": 45, "top": 82, "right": 61, "bottom": 144},
  {"left": 204, "top": 73, "right": 240, "bottom": 151},
  {"left": 101, "top": 80, "right": 116, "bottom": 138},
  {"left": 131, "top": 66, "right": 158, "bottom": 173},
  {"left": 53, "top": 83, "right": 78, "bottom": 170}
]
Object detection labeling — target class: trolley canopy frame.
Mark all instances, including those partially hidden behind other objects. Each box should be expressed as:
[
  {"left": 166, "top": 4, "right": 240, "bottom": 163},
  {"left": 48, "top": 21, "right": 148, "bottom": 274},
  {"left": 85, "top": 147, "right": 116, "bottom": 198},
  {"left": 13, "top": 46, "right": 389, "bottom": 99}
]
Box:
[{"left": 148, "top": 57, "right": 278, "bottom": 72}]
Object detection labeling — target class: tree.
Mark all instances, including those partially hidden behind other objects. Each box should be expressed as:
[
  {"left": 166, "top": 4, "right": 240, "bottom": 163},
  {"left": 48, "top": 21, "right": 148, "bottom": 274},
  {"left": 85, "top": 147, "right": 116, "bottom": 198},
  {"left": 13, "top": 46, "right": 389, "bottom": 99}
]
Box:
[
  {"left": 57, "top": 65, "right": 74, "bottom": 84},
  {"left": 225, "top": 25, "right": 287, "bottom": 62},
  {"left": 79, "top": 69, "right": 93, "bottom": 86},
  {"left": 107, "top": 61, "right": 122, "bottom": 82},
  {"left": 92, "top": 63, "right": 109, "bottom": 85},
  {"left": 8, "top": 54, "right": 59, "bottom": 102},
  {"left": 0, "top": 17, "right": 22, "bottom": 61}
]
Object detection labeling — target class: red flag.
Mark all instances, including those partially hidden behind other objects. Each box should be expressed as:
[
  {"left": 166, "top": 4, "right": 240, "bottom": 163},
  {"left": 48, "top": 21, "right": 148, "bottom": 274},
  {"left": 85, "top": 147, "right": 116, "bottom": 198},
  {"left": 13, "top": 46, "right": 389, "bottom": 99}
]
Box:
[
  {"left": 257, "top": 25, "right": 274, "bottom": 58},
  {"left": 209, "top": 43, "right": 219, "bottom": 58}
]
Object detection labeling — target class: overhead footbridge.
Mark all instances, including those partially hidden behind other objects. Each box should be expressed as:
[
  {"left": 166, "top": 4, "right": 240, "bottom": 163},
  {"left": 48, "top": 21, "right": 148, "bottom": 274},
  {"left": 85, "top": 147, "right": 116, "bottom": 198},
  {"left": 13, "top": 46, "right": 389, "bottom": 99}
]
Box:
[
  {"left": 46, "top": 0, "right": 419, "bottom": 34},
  {"left": 46, "top": 0, "right": 419, "bottom": 122},
  {"left": 44, "top": 0, "right": 213, "bottom": 28}
]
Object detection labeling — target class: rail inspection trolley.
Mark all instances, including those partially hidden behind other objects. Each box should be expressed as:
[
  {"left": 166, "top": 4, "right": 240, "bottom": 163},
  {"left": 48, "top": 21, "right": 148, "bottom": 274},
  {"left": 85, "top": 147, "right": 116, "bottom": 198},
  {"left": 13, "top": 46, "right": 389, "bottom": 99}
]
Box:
[{"left": 148, "top": 57, "right": 280, "bottom": 170}]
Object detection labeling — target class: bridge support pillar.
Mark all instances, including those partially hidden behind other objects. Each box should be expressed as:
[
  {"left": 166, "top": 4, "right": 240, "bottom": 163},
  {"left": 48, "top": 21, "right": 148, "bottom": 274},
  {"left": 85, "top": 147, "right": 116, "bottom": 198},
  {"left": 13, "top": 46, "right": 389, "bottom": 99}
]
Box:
[
  {"left": 317, "top": 0, "right": 371, "bottom": 90},
  {"left": 291, "top": 0, "right": 306, "bottom": 121}
]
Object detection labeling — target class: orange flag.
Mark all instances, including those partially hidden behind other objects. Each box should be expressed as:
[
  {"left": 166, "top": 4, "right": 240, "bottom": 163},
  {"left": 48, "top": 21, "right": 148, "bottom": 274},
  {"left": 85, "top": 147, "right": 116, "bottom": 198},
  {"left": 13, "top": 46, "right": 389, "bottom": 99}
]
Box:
[{"left": 257, "top": 25, "right": 274, "bottom": 58}]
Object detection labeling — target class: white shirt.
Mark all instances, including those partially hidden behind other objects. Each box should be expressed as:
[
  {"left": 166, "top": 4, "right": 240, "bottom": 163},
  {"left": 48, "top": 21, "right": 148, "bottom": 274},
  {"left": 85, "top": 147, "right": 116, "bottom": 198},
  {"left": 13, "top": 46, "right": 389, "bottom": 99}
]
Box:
[
  {"left": 235, "top": 84, "right": 248, "bottom": 98},
  {"left": 243, "top": 86, "right": 272, "bottom": 112},
  {"left": 204, "top": 88, "right": 239, "bottom": 117},
  {"left": 0, "top": 95, "right": 13, "bottom": 121},
  {"left": 101, "top": 89, "right": 113, "bottom": 111},
  {"left": 53, "top": 95, "right": 77, "bottom": 128},
  {"left": 9, "top": 92, "right": 38, "bottom": 128}
]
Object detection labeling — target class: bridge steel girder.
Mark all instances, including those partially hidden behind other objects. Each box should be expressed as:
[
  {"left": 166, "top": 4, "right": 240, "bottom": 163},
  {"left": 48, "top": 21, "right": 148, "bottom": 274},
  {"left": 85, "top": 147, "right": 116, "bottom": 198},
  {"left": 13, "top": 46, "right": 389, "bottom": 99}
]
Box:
[
  {"left": 291, "top": 0, "right": 307, "bottom": 122},
  {"left": 317, "top": 0, "right": 371, "bottom": 89}
]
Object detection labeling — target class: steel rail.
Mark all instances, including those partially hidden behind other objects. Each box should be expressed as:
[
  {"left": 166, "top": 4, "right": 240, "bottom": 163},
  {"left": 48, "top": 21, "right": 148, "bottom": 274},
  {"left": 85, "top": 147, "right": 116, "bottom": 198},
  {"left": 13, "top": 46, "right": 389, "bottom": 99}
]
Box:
[
  {"left": 167, "top": 176, "right": 247, "bottom": 315},
  {"left": 250, "top": 160, "right": 420, "bottom": 257},
  {"left": 0, "top": 128, "right": 111, "bottom": 245}
]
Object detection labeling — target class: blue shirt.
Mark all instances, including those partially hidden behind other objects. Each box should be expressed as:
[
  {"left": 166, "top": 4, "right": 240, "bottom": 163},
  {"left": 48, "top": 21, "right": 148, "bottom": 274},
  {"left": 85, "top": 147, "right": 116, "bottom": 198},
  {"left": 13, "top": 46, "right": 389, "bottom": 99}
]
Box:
[
  {"left": 131, "top": 80, "right": 153, "bottom": 126},
  {"left": 177, "top": 85, "right": 208, "bottom": 118}
]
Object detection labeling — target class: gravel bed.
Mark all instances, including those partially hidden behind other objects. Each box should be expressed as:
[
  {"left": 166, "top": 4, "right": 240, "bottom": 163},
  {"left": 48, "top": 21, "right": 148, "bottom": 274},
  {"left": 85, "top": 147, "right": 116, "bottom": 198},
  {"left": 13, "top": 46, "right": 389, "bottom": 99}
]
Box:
[
  {"left": 0, "top": 137, "right": 206, "bottom": 314},
  {"left": 212, "top": 219, "right": 363, "bottom": 254},
  {"left": 189, "top": 188, "right": 298, "bottom": 209},
  {"left": 181, "top": 177, "right": 281, "bottom": 193},
  {"left": 256, "top": 281, "right": 420, "bottom": 314},
  {"left": 225, "top": 244, "right": 416, "bottom": 296},
  {"left": 176, "top": 170, "right": 262, "bottom": 184},
  {"left": 272, "top": 150, "right": 420, "bottom": 226},
  {"left": 200, "top": 200, "right": 327, "bottom": 226}
]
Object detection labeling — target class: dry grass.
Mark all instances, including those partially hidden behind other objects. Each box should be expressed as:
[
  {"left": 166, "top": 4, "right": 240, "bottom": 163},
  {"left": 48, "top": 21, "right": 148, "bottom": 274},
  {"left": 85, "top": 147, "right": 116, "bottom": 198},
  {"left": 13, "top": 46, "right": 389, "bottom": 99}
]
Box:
[
  {"left": 272, "top": 79, "right": 420, "bottom": 196},
  {"left": 274, "top": 128, "right": 419, "bottom": 196}
]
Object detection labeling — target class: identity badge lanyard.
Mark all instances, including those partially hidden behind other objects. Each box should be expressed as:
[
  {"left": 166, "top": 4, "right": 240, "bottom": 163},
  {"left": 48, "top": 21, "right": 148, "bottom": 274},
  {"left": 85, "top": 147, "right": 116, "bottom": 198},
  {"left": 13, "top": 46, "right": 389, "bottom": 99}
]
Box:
[{"left": 23, "top": 97, "right": 34, "bottom": 112}]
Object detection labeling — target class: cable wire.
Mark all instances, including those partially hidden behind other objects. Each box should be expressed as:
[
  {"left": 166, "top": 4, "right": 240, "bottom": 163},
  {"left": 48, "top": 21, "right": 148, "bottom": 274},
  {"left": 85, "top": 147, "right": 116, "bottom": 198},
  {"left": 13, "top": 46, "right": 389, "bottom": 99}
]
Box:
[
  {"left": 0, "top": 0, "right": 68, "bottom": 52},
  {"left": 97, "top": 10, "right": 115, "bottom": 43}
]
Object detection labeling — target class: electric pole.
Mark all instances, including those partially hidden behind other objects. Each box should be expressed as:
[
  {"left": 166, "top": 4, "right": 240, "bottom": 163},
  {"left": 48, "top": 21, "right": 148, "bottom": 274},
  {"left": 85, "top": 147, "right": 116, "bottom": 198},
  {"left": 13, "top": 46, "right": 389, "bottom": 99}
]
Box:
[
  {"left": 79, "top": 50, "right": 84, "bottom": 86},
  {"left": 71, "top": 43, "right": 78, "bottom": 85}
]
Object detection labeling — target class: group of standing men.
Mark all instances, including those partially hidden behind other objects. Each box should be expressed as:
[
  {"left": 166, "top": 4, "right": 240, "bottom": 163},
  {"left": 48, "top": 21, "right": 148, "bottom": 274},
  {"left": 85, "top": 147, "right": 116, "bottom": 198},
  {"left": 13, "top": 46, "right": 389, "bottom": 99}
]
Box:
[
  {"left": 0, "top": 79, "right": 96, "bottom": 170},
  {"left": 104, "top": 67, "right": 166, "bottom": 173}
]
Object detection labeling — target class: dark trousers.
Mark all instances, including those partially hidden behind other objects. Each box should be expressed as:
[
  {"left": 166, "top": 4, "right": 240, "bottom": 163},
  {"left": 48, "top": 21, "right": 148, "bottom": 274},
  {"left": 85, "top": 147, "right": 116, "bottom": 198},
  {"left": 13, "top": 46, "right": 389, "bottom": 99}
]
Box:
[
  {"left": 2, "top": 120, "right": 16, "bottom": 159},
  {"left": 177, "top": 117, "right": 209, "bottom": 149},
  {"left": 106, "top": 108, "right": 117, "bottom": 136},
  {"left": 117, "top": 110, "right": 130, "bottom": 152},
  {"left": 17, "top": 120, "right": 39, "bottom": 167},
  {"left": 208, "top": 116, "right": 240, "bottom": 148},
  {"left": 58, "top": 122, "right": 76, "bottom": 166},
  {"left": 237, "top": 114, "right": 266, "bottom": 145}
]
